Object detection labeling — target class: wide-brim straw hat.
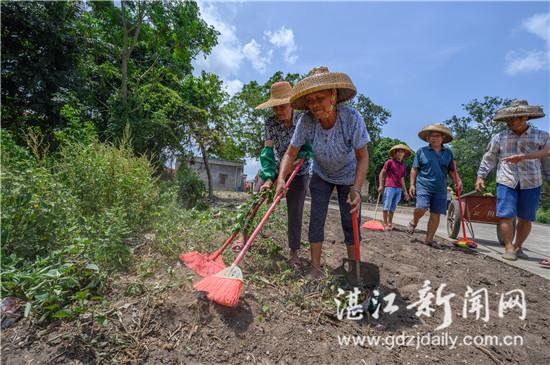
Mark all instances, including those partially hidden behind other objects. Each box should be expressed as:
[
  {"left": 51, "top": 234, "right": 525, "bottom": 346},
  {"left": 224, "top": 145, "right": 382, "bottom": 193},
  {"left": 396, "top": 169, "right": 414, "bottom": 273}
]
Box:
[
  {"left": 255, "top": 81, "right": 292, "bottom": 110},
  {"left": 290, "top": 66, "right": 357, "bottom": 110},
  {"left": 389, "top": 144, "right": 413, "bottom": 158},
  {"left": 493, "top": 99, "right": 545, "bottom": 122},
  {"left": 418, "top": 124, "right": 453, "bottom": 144}
]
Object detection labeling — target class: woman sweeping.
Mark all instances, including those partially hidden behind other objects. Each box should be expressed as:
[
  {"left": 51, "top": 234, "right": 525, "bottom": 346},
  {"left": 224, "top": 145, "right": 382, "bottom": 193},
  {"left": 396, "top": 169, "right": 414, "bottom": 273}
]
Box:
[
  {"left": 276, "top": 67, "right": 370, "bottom": 279},
  {"left": 233, "top": 81, "right": 312, "bottom": 269}
]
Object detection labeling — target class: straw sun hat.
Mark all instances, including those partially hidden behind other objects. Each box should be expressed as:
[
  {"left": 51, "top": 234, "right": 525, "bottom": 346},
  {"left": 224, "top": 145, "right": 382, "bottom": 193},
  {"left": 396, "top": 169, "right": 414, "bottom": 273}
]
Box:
[
  {"left": 255, "top": 81, "right": 292, "bottom": 110},
  {"left": 493, "top": 99, "right": 545, "bottom": 122},
  {"left": 290, "top": 66, "right": 357, "bottom": 110},
  {"left": 389, "top": 144, "right": 413, "bottom": 158},
  {"left": 418, "top": 124, "right": 453, "bottom": 144}
]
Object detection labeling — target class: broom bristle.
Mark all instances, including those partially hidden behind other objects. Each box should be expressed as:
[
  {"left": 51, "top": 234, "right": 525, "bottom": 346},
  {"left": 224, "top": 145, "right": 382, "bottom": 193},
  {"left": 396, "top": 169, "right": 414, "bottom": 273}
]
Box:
[
  {"left": 180, "top": 252, "right": 226, "bottom": 277},
  {"left": 362, "top": 220, "right": 385, "bottom": 231},
  {"left": 456, "top": 239, "right": 478, "bottom": 249},
  {"left": 193, "top": 266, "right": 244, "bottom": 308}
]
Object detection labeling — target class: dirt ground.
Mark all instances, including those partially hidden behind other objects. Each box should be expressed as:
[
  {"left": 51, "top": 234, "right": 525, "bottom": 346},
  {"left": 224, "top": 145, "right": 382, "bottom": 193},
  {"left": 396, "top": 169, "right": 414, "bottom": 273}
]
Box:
[{"left": 2, "top": 201, "right": 550, "bottom": 365}]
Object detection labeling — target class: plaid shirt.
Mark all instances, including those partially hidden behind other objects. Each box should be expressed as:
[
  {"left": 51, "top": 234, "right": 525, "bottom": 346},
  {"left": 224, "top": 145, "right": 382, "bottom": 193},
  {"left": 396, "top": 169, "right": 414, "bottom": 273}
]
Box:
[{"left": 477, "top": 126, "right": 550, "bottom": 189}]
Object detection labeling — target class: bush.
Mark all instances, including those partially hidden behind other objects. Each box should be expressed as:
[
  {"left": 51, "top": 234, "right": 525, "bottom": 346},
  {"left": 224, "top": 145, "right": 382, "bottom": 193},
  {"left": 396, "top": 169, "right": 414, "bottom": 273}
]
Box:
[
  {"left": 536, "top": 207, "right": 550, "bottom": 224},
  {"left": 176, "top": 164, "right": 206, "bottom": 209},
  {"left": 0, "top": 129, "right": 159, "bottom": 318}
]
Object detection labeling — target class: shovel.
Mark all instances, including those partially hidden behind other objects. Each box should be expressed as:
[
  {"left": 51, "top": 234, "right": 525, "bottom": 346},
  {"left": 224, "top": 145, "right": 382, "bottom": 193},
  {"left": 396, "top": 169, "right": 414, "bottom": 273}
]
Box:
[{"left": 337, "top": 210, "right": 380, "bottom": 290}]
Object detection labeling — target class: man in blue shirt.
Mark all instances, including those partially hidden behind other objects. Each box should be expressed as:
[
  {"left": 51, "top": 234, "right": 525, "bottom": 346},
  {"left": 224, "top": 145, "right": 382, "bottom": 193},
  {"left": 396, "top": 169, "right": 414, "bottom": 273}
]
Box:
[{"left": 408, "top": 124, "right": 462, "bottom": 248}]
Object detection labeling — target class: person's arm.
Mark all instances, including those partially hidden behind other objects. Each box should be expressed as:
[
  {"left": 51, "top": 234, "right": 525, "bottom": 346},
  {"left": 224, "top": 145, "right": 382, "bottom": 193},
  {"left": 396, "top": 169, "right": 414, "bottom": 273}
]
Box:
[
  {"left": 448, "top": 169, "right": 462, "bottom": 194},
  {"left": 378, "top": 167, "right": 387, "bottom": 194},
  {"left": 409, "top": 150, "right": 421, "bottom": 197},
  {"left": 400, "top": 176, "right": 410, "bottom": 201},
  {"left": 476, "top": 134, "right": 500, "bottom": 192},
  {"left": 274, "top": 145, "right": 300, "bottom": 196},
  {"left": 504, "top": 149, "right": 550, "bottom": 163},
  {"left": 348, "top": 146, "right": 369, "bottom": 214},
  {"left": 409, "top": 168, "right": 417, "bottom": 198}
]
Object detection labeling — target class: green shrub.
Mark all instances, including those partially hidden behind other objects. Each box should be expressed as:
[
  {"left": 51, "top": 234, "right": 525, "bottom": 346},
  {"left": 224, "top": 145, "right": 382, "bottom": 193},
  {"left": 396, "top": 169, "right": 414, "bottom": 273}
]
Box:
[
  {"left": 1, "top": 129, "right": 158, "bottom": 318},
  {"left": 536, "top": 207, "right": 550, "bottom": 224},
  {"left": 176, "top": 164, "right": 206, "bottom": 209},
  {"left": 55, "top": 137, "right": 159, "bottom": 231}
]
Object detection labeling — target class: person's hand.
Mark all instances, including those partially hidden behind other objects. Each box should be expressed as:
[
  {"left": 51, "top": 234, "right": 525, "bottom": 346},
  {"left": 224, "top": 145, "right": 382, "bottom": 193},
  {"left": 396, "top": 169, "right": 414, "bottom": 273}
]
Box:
[
  {"left": 404, "top": 192, "right": 410, "bottom": 201},
  {"left": 409, "top": 184, "right": 416, "bottom": 198},
  {"left": 275, "top": 177, "right": 287, "bottom": 197},
  {"left": 377, "top": 186, "right": 384, "bottom": 194},
  {"left": 503, "top": 154, "right": 524, "bottom": 164},
  {"left": 475, "top": 176, "right": 485, "bottom": 192},
  {"left": 260, "top": 180, "right": 272, "bottom": 192},
  {"left": 347, "top": 189, "right": 361, "bottom": 214},
  {"left": 455, "top": 178, "right": 463, "bottom": 194}
]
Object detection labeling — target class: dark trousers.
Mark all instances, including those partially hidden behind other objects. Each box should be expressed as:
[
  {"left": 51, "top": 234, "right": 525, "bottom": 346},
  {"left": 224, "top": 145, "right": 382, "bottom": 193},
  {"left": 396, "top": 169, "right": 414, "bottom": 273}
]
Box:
[
  {"left": 286, "top": 174, "right": 309, "bottom": 250},
  {"left": 308, "top": 174, "right": 361, "bottom": 245}
]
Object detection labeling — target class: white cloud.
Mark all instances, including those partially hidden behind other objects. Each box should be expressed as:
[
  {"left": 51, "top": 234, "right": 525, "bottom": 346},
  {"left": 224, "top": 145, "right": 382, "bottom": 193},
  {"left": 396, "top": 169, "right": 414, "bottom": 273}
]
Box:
[
  {"left": 505, "top": 50, "right": 549, "bottom": 75},
  {"left": 505, "top": 12, "right": 550, "bottom": 76},
  {"left": 242, "top": 39, "right": 272, "bottom": 73},
  {"left": 522, "top": 13, "right": 550, "bottom": 42},
  {"left": 193, "top": 2, "right": 244, "bottom": 78},
  {"left": 224, "top": 79, "right": 244, "bottom": 96},
  {"left": 265, "top": 26, "right": 298, "bottom": 64}
]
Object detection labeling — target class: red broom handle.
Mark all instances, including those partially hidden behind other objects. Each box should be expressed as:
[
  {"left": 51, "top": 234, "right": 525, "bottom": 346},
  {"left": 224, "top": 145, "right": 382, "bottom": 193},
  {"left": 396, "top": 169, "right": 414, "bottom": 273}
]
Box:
[
  {"left": 210, "top": 196, "right": 267, "bottom": 259},
  {"left": 233, "top": 158, "right": 305, "bottom": 266},
  {"left": 452, "top": 161, "right": 468, "bottom": 240},
  {"left": 352, "top": 210, "right": 360, "bottom": 261}
]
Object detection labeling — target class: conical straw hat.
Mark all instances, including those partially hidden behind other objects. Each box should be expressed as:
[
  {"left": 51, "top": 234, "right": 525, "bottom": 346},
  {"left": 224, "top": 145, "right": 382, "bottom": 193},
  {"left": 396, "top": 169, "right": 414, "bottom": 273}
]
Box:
[
  {"left": 493, "top": 99, "right": 545, "bottom": 122},
  {"left": 418, "top": 124, "right": 453, "bottom": 144},
  {"left": 389, "top": 144, "right": 413, "bottom": 158},
  {"left": 255, "top": 81, "right": 292, "bottom": 110},
  {"left": 290, "top": 66, "right": 357, "bottom": 110}
]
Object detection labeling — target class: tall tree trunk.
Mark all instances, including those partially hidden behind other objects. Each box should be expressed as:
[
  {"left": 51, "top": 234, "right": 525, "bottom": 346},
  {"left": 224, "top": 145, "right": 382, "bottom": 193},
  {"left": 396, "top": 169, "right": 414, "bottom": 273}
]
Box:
[
  {"left": 199, "top": 142, "right": 213, "bottom": 199},
  {"left": 120, "top": 1, "right": 144, "bottom": 125}
]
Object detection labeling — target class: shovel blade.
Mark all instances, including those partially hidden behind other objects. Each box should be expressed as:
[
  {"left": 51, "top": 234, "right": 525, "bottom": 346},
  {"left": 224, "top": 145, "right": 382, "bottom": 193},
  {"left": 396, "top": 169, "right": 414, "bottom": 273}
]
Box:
[{"left": 335, "top": 258, "right": 380, "bottom": 289}]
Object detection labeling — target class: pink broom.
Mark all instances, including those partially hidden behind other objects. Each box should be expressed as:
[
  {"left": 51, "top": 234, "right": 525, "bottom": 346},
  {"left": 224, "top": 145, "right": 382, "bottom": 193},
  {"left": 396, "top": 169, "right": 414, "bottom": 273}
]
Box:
[
  {"left": 362, "top": 191, "right": 385, "bottom": 231},
  {"left": 194, "top": 158, "right": 305, "bottom": 308},
  {"left": 180, "top": 197, "right": 266, "bottom": 277}
]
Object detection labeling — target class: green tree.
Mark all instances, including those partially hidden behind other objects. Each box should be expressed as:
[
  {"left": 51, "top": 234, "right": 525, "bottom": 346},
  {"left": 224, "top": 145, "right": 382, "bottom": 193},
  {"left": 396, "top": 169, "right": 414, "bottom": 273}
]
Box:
[
  {"left": 1, "top": 1, "right": 85, "bottom": 136},
  {"left": 179, "top": 72, "right": 236, "bottom": 198}
]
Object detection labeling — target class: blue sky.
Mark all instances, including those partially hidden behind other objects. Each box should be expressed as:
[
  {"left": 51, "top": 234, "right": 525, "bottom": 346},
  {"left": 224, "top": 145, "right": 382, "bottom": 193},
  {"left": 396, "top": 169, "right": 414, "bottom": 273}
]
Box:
[{"left": 193, "top": 1, "right": 550, "bottom": 178}]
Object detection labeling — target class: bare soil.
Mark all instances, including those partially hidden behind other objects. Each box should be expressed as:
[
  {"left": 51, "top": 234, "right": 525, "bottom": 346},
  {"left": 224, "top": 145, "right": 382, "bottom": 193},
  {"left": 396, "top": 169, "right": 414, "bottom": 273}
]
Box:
[{"left": 2, "top": 202, "right": 549, "bottom": 365}]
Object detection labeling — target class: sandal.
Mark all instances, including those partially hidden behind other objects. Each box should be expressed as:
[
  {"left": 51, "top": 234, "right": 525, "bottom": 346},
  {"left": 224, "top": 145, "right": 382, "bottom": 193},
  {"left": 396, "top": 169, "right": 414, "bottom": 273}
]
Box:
[
  {"left": 425, "top": 240, "right": 443, "bottom": 249},
  {"left": 407, "top": 221, "right": 416, "bottom": 235},
  {"left": 539, "top": 259, "right": 550, "bottom": 267},
  {"left": 502, "top": 251, "right": 517, "bottom": 261}
]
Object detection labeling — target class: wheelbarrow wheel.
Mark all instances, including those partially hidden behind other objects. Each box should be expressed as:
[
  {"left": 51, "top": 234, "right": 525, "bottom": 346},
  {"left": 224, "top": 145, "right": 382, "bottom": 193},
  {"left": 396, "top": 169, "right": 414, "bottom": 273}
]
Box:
[
  {"left": 496, "top": 218, "right": 516, "bottom": 246},
  {"left": 447, "top": 200, "right": 461, "bottom": 239}
]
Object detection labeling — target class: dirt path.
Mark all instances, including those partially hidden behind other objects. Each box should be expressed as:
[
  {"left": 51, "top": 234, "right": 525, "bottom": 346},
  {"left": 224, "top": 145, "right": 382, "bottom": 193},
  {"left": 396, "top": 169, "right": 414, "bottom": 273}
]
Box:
[{"left": 2, "top": 206, "right": 549, "bottom": 364}]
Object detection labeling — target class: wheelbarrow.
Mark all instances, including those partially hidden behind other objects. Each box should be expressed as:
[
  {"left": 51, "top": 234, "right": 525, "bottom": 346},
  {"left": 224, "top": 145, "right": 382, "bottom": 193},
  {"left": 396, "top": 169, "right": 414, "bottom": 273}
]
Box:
[{"left": 447, "top": 190, "right": 515, "bottom": 246}]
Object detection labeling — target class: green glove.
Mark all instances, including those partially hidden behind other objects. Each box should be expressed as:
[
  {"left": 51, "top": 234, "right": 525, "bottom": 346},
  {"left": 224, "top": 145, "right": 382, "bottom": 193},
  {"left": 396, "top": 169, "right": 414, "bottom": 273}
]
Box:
[
  {"left": 259, "top": 146, "right": 277, "bottom": 182},
  {"left": 297, "top": 143, "right": 313, "bottom": 160}
]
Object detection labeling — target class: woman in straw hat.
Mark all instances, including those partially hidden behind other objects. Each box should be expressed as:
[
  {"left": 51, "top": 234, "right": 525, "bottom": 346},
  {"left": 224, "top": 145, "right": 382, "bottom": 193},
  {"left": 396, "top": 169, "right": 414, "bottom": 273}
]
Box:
[
  {"left": 246, "top": 81, "right": 312, "bottom": 268},
  {"left": 378, "top": 144, "right": 413, "bottom": 231},
  {"left": 408, "top": 124, "right": 462, "bottom": 248},
  {"left": 476, "top": 100, "right": 549, "bottom": 262},
  {"left": 275, "top": 67, "right": 370, "bottom": 279}
]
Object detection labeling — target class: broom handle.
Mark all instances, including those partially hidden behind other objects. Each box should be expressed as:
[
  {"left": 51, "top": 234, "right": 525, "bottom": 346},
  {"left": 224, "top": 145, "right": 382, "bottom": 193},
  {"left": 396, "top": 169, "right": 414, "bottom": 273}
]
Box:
[
  {"left": 210, "top": 196, "right": 267, "bottom": 260},
  {"left": 352, "top": 210, "right": 360, "bottom": 261},
  {"left": 373, "top": 191, "right": 382, "bottom": 220},
  {"left": 452, "top": 161, "right": 468, "bottom": 240},
  {"left": 233, "top": 158, "right": 305, "bottom": 266}
]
